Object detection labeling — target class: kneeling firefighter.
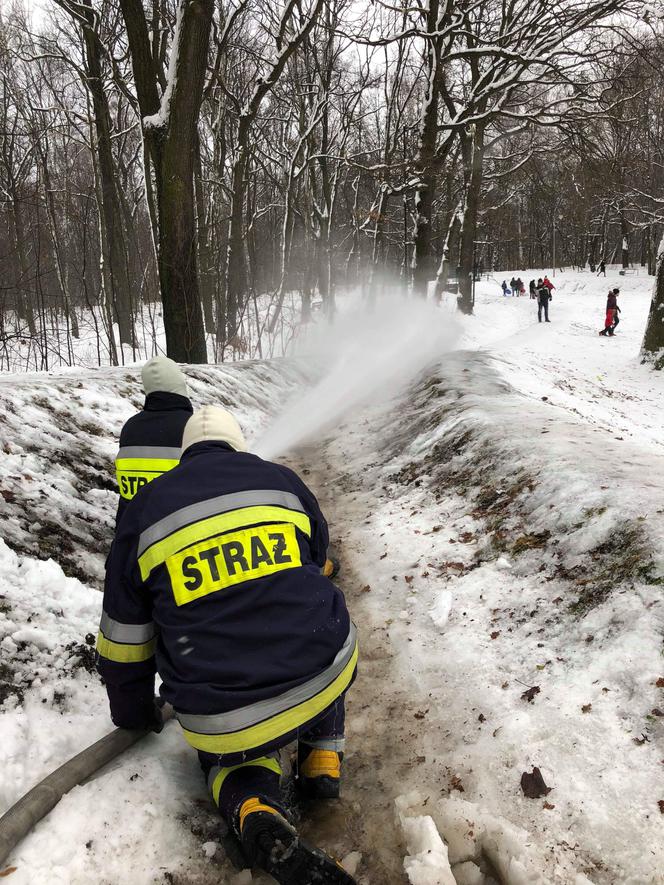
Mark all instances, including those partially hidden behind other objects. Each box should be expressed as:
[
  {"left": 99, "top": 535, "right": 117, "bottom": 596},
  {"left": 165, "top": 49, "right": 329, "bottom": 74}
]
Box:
[
  {"left": 97, "top": 406, "right": 358, "bottom": 884},
  {"left": 114, "top": 356, "right": 193, "bottom": 525}
]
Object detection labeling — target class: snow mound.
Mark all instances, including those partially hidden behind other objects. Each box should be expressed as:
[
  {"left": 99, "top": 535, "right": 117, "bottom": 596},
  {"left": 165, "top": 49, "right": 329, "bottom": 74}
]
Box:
[{"left": 395, "top": 792, "right": 456, "bottom": 885}]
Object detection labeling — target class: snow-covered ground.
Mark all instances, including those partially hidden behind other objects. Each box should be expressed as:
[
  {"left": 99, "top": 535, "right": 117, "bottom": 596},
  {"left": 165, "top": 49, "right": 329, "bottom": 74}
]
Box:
[{"left": 0, "top": 268, "right": 662, "bottom": 884}]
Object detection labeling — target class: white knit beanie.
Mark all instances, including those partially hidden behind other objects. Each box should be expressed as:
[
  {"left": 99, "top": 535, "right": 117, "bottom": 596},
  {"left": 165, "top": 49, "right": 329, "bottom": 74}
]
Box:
[
  {"left": 182, "top": 405, "right": 246, "bottom": 453},
  {"left": 141, "top": 356, "right": 188, "bottom": 397}
]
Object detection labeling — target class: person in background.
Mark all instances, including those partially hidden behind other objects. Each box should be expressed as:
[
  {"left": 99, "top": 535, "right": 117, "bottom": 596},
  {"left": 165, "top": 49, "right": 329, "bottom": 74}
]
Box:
[
  {"left": 599, "top": 288, "right": 620, "bottom": 336},
  {"left": 98, "top": 405, "right": 358, "bottom": 884},
  {"left": 598, "top": 260, "right": 606, "bottom": 277},
  {"left": 114, "top": 356, "right": 193, "bottom": 525},
  {"left": 537, "top": 279, "right": 552, "bottom": 322},
  {"left": 515, "top": 277, "right": 525, "bottom": 297},
  {"left": 542, "top": 275, "right": 555, "bottom": 295},
  {"left": 509, "top": 276, "right": 518, "bottom": 296},
  {"left": 501, "top": 280, "right": 511, "bottom": 296},
  {"left": 529, "top": 279, "right": 537, "bottom": 299}
]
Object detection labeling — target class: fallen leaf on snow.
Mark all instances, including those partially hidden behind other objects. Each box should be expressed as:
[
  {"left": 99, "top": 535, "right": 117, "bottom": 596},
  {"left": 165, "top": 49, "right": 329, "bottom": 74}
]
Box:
[
  {"left": 490, "top": 631, "right": 500, "bottom": 640},
  {"left": 520, "top": 767, "right": 552, "bottom": 799},
  {"left": 581, "top": 704, "right": 592, "bottom": 714},
  {"left": 659, "top": 801, "right": 664, "bottom": 814},
  {"left": 450, "top": 775, "right": 465, "bottom": 792},
  {"left": 633, "top": 734, "right": 650, "bottom": 745},
  {"left": 543, "top": 801, "right": 556, "bottom": 810},
  {"left": 521, "top": 686, "right": 541, "bottom": 703},
  {"left": 360, "top": 585, "right": 371, "bottom": 593},
  {"left": 656, "top": 677, "right": 664, "bottom": 688},
  {"left": 0, "top": 869, "right": 17, "bottom": 879}
]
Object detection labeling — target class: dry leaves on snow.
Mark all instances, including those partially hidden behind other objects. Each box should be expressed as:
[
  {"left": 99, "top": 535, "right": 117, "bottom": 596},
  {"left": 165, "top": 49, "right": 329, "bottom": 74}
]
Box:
[{"left": 520, "top": 767, "right": 552, "bottom": 799}]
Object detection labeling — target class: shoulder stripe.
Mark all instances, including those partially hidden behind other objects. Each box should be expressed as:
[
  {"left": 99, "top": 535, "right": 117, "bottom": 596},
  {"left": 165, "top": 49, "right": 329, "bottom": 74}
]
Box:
[
  {"left": 116, "top": 446, "right": 182, "bottom": 461},
  {"left": 137, "top": 490, "right": 306, "bottom": 557}
]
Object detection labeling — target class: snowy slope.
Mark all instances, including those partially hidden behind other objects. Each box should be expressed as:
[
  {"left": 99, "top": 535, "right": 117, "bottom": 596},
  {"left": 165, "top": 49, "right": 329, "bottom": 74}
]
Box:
[
  {"left": 315, "top": 269, "right": 664, "bottom": 885},
  {"left": 0, "top": 359, "right": 308, "bottom": 885}
]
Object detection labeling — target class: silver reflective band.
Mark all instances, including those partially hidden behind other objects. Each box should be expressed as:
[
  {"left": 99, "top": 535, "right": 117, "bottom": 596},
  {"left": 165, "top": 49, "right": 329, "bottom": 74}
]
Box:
[
  {"left": 137, "top": 489, "right": 307, "bottom": 557},
  {"left": 116, "top": 446, "right": 182, "bottom": 460},
  {"left": 176, "top": 623, "right": 357, "bottom": 735},
  {"left": 298, "top": 737, "right": 346, "bottom": 752},
  {"left": 99, "top": 611, "right": 157, "bottom": 644}
]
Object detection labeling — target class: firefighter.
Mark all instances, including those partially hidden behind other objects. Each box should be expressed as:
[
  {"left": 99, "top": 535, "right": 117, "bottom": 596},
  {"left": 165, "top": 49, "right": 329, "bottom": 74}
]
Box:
[
  {"left": 114, "top": 356, "right": 193, "bottom": 525},
  {"left": 97, "top": 406, "right": 358, "bottom": 884}
]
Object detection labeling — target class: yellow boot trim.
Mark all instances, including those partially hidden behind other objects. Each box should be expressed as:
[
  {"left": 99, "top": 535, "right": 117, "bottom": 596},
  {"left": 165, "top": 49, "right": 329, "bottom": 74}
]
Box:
[
  {"left": 239, "top": 796, "right": 282, "bottom": 833},
  {"left": 300, "top": 749, "right": 341, "bottom": 780},
  {"left": 210, "top": 756, "right": 282, "bottom": 807}
]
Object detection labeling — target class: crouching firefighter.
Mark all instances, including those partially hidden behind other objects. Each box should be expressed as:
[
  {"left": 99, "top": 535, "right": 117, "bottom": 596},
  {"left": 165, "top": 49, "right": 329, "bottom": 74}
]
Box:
[
  {"left": 97, "top": 406, "right": 358, "bottom": 884},
  {"left": 114, "top": 356, "right": 193, "bottom": 525}
]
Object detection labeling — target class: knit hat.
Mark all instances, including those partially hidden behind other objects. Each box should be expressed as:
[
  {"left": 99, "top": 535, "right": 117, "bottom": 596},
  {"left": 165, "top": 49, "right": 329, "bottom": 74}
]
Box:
[
  {"left": 182, "top": 405, "right": 246, "bottom": 453},
  {"left": 141, "top": 356, "right": 188, "bottom": 397}
]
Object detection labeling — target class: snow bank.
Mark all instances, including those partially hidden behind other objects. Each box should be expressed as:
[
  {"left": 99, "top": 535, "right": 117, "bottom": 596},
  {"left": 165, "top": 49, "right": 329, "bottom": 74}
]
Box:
[{"left": 0, "top": 357, "right": 306, "bottom": 883}]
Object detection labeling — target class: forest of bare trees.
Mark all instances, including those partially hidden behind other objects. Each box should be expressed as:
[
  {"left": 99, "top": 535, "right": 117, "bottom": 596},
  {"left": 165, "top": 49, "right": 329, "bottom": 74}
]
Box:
[{"left": 2, "top": 0, "right": 664, "bottom": 370}]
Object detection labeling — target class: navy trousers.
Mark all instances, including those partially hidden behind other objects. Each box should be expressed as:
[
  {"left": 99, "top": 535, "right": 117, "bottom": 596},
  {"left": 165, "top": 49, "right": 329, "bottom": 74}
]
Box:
[{"left": 198, "top": 696, "right": 346, "bottom": 835}]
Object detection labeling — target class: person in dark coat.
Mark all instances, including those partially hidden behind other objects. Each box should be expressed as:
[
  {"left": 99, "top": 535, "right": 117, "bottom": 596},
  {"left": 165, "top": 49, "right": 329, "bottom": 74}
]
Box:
[
  {"left": 598, "top": 260, "right": 606, "bottom": 277},
  {"left": 537, "top": 280, "right": 552, "bottom": 322},
  {"left": 114, "top": 356, "right": 193, "bottom": 526},
  {"left": 529, "top": 279, "right": 537, "bottom": 299},
  {"left": 98, "top": 406, "right": 358, "bottom": 884},
  {"left": 599, "top": 288, "right": 620, "bottom": 336}
]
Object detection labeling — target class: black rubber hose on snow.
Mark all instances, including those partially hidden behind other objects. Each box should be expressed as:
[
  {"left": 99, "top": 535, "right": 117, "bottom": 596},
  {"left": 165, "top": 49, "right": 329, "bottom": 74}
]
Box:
[{"left": 0, "top": 705, "right": 173, "bottom": 868}]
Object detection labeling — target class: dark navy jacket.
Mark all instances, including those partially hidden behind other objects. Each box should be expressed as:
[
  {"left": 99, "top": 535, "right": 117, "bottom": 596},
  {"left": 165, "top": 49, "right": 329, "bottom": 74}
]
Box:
[
  {"left": 98, "top": 442, "right": 355, "bottom": 751},
  {"left": 115, "top": 391, "right": 193, "bottom": 525}
]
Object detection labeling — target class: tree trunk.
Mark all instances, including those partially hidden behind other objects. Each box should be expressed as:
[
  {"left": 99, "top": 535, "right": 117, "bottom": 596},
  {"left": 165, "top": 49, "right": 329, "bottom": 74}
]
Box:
[
  {"left": 458, "top": 123, "right": 485, "bottom": 314},
  {"left": 80, "top": 1, "right": 135, "bottom": 351},
  {"left": 411, "top": 0, "right": 445, "bottom": 298},
  {"left": 435, "top": 202, "right": 462, "bottom": 300},
  {"left": 619, "top": 206, "right": 629, "bottom": 269},
  {"left": 225, "top": 118, "right": 250, "bottom": 343},
  {"left": 120, "top": 0, "right": 210, "bottom": 364},
  {"left": 641, "top": 233, "right": 664, "bottom": 369}
]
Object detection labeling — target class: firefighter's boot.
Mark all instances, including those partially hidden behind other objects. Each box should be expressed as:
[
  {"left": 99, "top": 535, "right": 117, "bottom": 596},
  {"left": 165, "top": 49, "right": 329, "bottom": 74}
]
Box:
[
  {"left": 297, "top": 748, "right": 341, "bottom": 799},
  {"left": 239, "top": 797, "right": 356, "bottom": 884}
]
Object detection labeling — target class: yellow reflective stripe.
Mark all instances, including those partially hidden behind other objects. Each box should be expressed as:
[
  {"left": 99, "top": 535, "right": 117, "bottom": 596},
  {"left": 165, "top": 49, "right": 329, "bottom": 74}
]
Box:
[
  {"left": 239, "top": 797, "right": 282, "bottom": 831},
  {"left": 96, "top": 632, "right": 157, "bottom": 663},
  {"left": 181, "top": 642, "right": 358, "bottom": 754},
  {"left": 116, "top": 459, "right": 179, "bottom": 501},
  {"left": 115, "top": 458, "right": 180, "bottom": 472},
  {"left": 138, "top": 506, "right": 312, "bottom": 581},
  {"left": 211, "top": 758, "right": 282, "bottom": 807}
]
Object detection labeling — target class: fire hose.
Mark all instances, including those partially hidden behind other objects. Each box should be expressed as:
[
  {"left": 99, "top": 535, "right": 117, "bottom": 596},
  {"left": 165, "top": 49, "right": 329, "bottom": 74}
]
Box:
[{"left": 0, "top": 704, "right": 173, "bottom": 869}]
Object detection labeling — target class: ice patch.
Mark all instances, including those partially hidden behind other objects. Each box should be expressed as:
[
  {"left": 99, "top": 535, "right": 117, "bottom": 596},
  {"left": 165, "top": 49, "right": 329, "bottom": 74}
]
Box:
[
  {"left": 430, "top": 590, "right": 452, "bottom": 628},
  {"left": 396, "top": 792, "right": 456, "bottom": 885}
]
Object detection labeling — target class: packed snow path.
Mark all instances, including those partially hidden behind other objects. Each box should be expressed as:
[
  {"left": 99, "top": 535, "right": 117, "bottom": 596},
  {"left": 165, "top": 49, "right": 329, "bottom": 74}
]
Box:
[{"left": 0, "top": 269, "right": 663, "bottom": 883}]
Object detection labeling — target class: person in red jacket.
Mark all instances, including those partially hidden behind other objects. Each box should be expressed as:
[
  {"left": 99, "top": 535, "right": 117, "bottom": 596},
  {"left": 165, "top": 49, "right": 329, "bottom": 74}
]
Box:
[
  {"left": 599, "top": 288, "right": 620, "bottom": 336},
  {"left": 542, "top": 275, "right": 555, "bottom": 293}
]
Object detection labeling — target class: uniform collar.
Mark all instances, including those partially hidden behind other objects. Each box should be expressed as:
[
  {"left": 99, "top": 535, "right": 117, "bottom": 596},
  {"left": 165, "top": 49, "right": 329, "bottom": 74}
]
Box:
[
  {"left": 144, "top": 391, "right": 193, "bottom": 412},
  {"left": 180, "top": 440, "right": 237, "bottom": 460}
]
